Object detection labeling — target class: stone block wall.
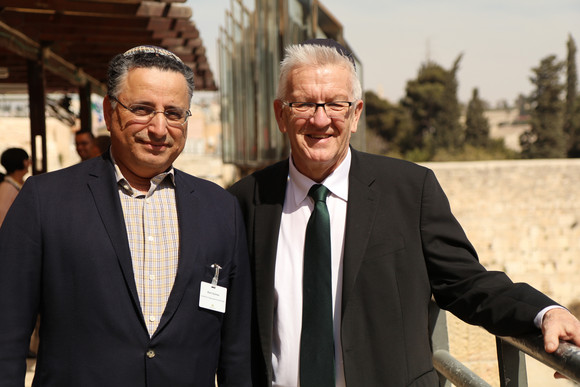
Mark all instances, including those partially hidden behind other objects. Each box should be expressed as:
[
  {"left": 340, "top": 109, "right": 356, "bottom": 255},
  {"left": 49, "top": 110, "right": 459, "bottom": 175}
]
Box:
[{"left": 424, "top": 159, "right": 580, "bottom": 386}]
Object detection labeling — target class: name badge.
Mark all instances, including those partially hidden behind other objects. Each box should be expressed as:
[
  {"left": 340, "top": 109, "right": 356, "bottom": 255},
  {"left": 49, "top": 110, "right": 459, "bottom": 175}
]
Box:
[
  {"left": 199, "top": 263, "right": 227, "bottom": 313},
  {"left": 199, "top": 281, "right": 227, "bottom": 313}
]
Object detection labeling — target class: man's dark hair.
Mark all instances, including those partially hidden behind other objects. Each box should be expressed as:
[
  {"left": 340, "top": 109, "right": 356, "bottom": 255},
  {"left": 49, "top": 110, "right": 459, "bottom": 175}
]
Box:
[
  {"left": 1, "top": 148, "right": 29, "bottom": 174},
  {"left": 107, "top": 45, "right": 195, "bottom": 102}
]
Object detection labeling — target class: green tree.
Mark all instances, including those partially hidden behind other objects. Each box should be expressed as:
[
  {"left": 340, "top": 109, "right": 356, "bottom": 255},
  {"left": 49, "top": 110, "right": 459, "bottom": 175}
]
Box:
[
  {"left": 520, "top": 55, "right": 566, "bottom": 158},
  {"left": 436, "top": 54, "right": 464, "bottom": 150},
  {"left": 402, "top": 61, "right": 446, "bottom": 154},
  {"left": 565, "top": 34, "right": 580, "bottom": 157},
  {"left": 401, "top": 54, "right": 463, "bottom": 159},
  {"left": 465, "top": 88, "right": 490, "bottom": 147},
  {"left": 364, "top": 90, "right": 412, "bottom": 155}
]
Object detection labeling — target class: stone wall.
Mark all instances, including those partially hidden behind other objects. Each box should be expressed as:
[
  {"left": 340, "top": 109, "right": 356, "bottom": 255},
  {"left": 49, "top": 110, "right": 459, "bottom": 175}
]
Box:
[{"left": 424, "top": 159, "right": 580, "bottom": 386}]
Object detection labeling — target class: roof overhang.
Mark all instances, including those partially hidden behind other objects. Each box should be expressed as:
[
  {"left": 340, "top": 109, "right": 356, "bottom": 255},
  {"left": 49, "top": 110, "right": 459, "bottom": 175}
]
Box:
[{"left": 0, "top": 0, "right": 217, "bottom": 96}]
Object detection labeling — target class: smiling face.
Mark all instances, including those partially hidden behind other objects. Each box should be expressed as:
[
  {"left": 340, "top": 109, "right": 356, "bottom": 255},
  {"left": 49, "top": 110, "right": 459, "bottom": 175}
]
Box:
[
  {"left": 75, "top": 132, "right": 97, "bottom": 161},
  {"left": 104, "top": 67, "right": 189, "bottom": 189},
  {"left": 274, "top": 63, "right": 363, "bottom": 182}
]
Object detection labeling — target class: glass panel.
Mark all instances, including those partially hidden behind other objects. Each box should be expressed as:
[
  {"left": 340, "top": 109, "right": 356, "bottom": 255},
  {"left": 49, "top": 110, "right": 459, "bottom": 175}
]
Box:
[{"left": 219, "top": 0, "right": 364, "bottom": 168}]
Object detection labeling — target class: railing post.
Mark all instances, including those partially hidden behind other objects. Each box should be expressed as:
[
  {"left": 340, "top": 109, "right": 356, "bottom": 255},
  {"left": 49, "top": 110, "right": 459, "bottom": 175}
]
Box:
[
  {"left": 496, "top": 337, "right": 528, "bottom": 387},
  {"left": 430, "top": 301, "right": 491, "bottom": 387},
  {"left": 429, "top": 301, "right": 453, "bottom": 387}
]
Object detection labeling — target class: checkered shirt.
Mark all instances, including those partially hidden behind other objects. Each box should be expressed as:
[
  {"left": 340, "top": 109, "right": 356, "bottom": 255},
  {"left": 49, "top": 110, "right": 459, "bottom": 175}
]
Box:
[{"left": 115, "top": 165, "right": 180, "bottom": 337}]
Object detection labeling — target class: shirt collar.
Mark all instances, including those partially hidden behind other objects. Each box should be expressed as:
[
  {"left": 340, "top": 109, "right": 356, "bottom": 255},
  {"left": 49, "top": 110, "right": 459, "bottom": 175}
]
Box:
[
  {"left": 4, "top": 176, "right": 22, "bottom": 191},
  {"left": 288, "top": 148, "right": 351, "bottom": 206},
  {"left": 110, "top": 151, "right": 175, "bottom": 196}
]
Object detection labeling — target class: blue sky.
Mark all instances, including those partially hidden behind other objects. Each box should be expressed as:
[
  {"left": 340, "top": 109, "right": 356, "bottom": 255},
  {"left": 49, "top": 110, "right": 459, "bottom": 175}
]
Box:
[{"left": 186, "top": 0, "right": 580, "bottom": 106}]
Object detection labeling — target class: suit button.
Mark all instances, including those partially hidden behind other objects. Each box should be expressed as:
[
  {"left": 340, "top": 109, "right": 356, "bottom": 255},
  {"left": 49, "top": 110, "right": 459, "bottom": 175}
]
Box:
[{"left": 146, "top": 349, "right": 156, "bottom": 358}]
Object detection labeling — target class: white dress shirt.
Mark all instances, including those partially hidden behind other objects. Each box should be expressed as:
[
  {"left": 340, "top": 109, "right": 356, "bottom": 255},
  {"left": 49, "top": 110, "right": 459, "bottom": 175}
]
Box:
[{"left": 272, "top": 150, "right": 351, "bottom": 387}]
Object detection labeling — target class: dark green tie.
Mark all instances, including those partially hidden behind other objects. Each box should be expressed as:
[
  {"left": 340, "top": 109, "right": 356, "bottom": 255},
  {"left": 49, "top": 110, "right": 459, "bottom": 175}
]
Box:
[{"left": 300, "top": 184, "right": 335, "bottom": 387}]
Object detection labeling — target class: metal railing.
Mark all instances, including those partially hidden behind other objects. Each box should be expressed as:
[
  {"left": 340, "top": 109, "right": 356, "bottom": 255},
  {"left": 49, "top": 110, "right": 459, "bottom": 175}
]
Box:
[{"left": 429, "top": 302, "right": 580, "bottom": 386}]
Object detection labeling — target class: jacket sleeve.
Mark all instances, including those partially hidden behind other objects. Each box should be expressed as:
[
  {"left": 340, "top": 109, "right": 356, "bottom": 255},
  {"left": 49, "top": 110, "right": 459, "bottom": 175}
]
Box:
[
  {"left": 0, "top": 178, "right": 43, "bottom": 385},
  {"left": 419, "top": 169, "right": 557, "bottom": 336}
]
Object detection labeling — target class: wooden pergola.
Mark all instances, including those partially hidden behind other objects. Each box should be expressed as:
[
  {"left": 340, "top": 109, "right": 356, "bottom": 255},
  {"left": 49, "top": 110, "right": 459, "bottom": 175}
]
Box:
[{"left": 0, "top": 0, "right": 217, "bottom": 174}]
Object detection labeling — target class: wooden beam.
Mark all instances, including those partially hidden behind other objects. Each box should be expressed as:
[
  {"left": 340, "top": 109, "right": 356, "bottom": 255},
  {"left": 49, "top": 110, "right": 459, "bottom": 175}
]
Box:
[
  {"left": 68, "top": 0, "right": 187, "bottom": 4},
  {"left": 0, "top": 20, "right": 40, "bottom": 61},
  {"left": 1, "top": 1, "right": 139, "bottom": 16},
  {"left": 161, "top": 37, "right": 184, "bottom": 46},
  {"left": 0, "top": 21, "right": 107, "bottom": 94},
  {"left": 0, "top": 0, "right": 217, "bottom": 93},
  {"left": 146, "top": 17, "right": 173, "bottom": 30},
  {"left": 0, "top": 13, "right": 152, "bottom": 31},
  {"left": 166, "top": 3, "right": 192, "bottom": 19},
  {"left": 27, "top": 56, "right": 48, "bottom": 175},
  {"left": 79, "top": 82, "right": 92, "bottom": 133},
  {"left": 152, "top": 30, "right": 178, "bottom": 39},
  {"left": 136, "top": 1, "right": 166, "bottom": 17}
]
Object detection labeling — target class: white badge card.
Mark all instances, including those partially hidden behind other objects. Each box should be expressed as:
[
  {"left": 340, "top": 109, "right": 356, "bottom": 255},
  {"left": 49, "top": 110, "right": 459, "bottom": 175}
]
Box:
[{"left": 199, "top": 281, "right": 227, "bottom": 313}]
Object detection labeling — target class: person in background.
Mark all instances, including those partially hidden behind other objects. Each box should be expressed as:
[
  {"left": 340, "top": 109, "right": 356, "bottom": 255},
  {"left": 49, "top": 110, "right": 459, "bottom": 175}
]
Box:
[
  {"left": 95, "top": 134, "right": 111, "bottom": 155},
  {"left": 0, "top": 45, "right": 252, "bottom": 386},
  {"left": 228, "top": 39, "right": 580, "bottom": 387},
  {"left": 75, "top": 130, "right": 101, "bottom": 161},
  {"left": 0, "top": 147, "right": 30, "bottom": 226},
  {"left": 0, "top": 147, "right": 38, "bottom": 359}
]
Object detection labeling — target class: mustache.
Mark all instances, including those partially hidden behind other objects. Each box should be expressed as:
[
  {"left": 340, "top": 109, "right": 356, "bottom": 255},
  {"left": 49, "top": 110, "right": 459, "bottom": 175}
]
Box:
[{"left": 134, "top": 130, "right": 173, "bottom": 146}]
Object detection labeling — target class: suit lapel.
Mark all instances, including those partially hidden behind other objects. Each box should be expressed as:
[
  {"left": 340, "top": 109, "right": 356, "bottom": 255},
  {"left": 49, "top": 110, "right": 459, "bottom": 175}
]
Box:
[
  {"left": 342, "top": 150, "right": 378, "bottom": 315},
  {"left": 87, "top": 158, "right": 200, "bottom": 336},
  {"left": 86, "top": 155, "right": 143, "bottom": 319}
]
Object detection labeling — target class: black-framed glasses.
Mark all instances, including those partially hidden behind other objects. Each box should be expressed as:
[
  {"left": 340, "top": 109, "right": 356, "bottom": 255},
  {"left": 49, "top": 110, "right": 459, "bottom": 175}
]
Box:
[
  {"left": 110, "top": 96, "right": 191, "bottom": 127},
  {"left": 282, "top": 101, "right": 353, "bottom": 119}
]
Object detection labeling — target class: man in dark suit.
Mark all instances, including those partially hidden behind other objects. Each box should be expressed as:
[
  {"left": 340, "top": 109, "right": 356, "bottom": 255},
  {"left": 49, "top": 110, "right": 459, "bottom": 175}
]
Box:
[
  {"left": 0, "top": 46, "right": 251, "bottom": 386},
  {"left": 228, "top": 39, "right": 580, "bottom": 386}
]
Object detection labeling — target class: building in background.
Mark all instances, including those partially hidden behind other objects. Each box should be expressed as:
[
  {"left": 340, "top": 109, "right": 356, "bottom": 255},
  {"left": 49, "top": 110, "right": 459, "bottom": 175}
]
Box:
[
  {"left": 0, "top": 0, "right": 216, "bottom": 175},
  {"left": 218, "top": 0, "right": 366, "bottom": 174}
]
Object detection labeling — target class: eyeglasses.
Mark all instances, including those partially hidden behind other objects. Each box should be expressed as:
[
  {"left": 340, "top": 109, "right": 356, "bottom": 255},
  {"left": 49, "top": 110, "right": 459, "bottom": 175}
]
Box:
[
  {"left": 282, "top": 101, "right": 353, "bottom": 119},
  {"left": 110, "top": 96, "right": 191, "bottom": 127}
]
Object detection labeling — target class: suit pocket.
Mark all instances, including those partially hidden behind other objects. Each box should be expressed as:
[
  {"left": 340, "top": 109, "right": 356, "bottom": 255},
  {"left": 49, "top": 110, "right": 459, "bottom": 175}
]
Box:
[{"left": 363, "top": 234, "right": 406, "bottom": 262}]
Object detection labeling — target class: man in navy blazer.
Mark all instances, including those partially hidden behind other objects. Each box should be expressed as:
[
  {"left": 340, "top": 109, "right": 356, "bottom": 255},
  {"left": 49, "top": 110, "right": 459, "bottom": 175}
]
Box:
[
  {"left": 0, "top": 46, "right": 251, "bottom": 386},
  {"left": 228, "top": 39, "right": 580, "bottom": 386}
]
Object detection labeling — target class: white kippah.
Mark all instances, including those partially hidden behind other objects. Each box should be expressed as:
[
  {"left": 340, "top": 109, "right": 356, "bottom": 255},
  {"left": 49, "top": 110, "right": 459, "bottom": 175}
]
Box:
[{"left": 123, "top": 45, "right": 183, "bottom": 64}]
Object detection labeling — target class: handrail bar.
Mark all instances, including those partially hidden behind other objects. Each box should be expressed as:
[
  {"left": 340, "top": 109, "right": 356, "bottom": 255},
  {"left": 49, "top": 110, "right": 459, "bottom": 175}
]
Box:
[
  {"left": 430, "top": 300, "right": 580, "bottom": 386},
  {"left": 432, "top": 349, "right": 492, "bottom": 387},
  {"left": 499, "top": 334, "right": 580, "bottom": 383}
]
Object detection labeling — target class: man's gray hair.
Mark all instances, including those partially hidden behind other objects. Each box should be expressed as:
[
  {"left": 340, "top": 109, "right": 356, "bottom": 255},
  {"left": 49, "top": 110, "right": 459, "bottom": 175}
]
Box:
[
  {"left": 276, "top": 43, "right": 362, "bottom": 101},
  {"left": 107, "top": 46, "right": 195, "bottom": 102}
]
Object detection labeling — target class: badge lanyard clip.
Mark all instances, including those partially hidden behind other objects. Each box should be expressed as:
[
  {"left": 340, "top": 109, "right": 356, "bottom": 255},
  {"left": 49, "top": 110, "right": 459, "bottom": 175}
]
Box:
[{"left": 211, "top": 264, "right": 222, "bottom": 286}]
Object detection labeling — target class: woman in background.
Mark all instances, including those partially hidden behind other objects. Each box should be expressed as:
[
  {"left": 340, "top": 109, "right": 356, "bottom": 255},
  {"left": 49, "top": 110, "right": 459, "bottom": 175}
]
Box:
[
  {"left": 0, "top": 147, "right": 37, "bottom": 358},
  {"left": 0, "top": 147, "right": 30, "bottom": 226}
]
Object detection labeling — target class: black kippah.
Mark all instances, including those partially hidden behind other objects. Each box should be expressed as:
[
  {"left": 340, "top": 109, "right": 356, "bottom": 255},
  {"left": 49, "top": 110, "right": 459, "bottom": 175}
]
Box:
[{"left": 300, "top": 38, "right": 356, "bottom": 69}]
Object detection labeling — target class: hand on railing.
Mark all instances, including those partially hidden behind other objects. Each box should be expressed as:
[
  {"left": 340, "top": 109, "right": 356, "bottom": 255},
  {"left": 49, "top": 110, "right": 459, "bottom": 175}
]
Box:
[
  {"left": 541, "top": 308, "right": 580, "bottom": 353},
  {"left": 540, "top": 308, "right": 580, "bottom": 381}
]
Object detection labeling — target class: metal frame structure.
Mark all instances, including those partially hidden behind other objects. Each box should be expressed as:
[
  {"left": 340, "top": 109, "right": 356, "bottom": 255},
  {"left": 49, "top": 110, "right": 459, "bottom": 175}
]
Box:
[
  {"left": 430, "top": 301, "right": 580, "bottom": 386},
  {"left": 218, "top": 0, "right": 366, "bottom": 173}
]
